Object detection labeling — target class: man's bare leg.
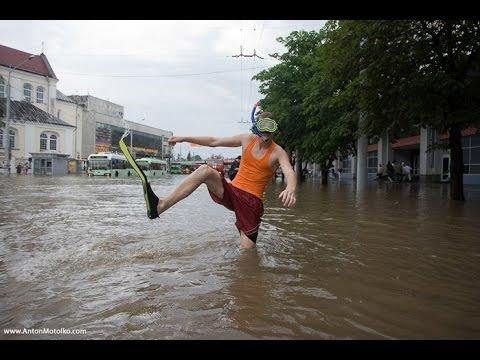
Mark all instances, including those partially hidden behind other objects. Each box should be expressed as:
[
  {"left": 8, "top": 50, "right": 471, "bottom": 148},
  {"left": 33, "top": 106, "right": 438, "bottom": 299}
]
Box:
[
  {"left": 157, "top": 165, "right": 224, "bottom": 215},
  {"left": 239, "top": 231, "right": 256, "bottom": 249}
]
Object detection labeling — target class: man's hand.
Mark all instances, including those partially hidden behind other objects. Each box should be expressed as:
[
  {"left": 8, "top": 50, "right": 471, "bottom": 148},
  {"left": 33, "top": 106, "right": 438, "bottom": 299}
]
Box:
[
  {"left": 168, "top": 136, "right": 183, "bottom": 146},
  {"left": 279, "top": 187, "right": 296, "bottom": 207}
]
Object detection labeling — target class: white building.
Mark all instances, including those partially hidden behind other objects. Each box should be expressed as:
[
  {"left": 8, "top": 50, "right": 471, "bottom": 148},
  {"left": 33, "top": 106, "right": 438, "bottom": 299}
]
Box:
[
  {"left": 1, "top": 43, "right": 174, "bottom": 175},
  {"left": 0, "top": 44, "right": 75, "bottom": 175}
]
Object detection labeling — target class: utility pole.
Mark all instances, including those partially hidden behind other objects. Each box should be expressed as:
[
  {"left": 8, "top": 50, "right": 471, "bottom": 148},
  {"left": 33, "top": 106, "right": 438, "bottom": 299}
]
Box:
[
  {"left": 232, "top": 48, "right": 264, "bottom": 59},
  {"left": 130, "top": 130, "right": 133, "bottom": 155},
  {"left": 160, "top": 135, "right": 164, "bottom": 160},
  {"left": 4, "top": 73, "right": 11, "bottom": 173},
  {"left": 232, "top": 47, "right": 265, "bottom": 124}
]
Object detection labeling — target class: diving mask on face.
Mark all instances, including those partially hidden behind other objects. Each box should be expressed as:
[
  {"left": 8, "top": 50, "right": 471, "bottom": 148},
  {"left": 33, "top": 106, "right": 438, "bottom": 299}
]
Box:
[
  {"left": 250, "top": 103, "right": 278, "bottom": 139},
  {"left": 255, "top": 117, "right": 278, "bottom": 133}
]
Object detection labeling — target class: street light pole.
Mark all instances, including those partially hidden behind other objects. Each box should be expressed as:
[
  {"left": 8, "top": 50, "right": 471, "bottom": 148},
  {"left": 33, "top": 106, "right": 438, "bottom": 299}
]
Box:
[
  {"left": 3, "top": 55, "right": 37, "bottom": 174},
  {"left": 4, "top": 72, "right": 12, "bottom": 173},
  {"left": 130, "top": 130, "right": 133, "bottom": 155}
]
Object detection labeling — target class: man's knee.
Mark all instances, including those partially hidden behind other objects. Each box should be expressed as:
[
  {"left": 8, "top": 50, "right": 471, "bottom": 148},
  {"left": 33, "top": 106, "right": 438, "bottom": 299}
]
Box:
[{"left": 197, "top": 164, "right": 216, "bottom": 179}]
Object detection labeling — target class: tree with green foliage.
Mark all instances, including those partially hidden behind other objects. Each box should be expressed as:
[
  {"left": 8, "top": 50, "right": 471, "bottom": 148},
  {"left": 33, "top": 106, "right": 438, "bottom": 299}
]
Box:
[
  {"left": 186, "top": 151, "right": 192, "bottom": 161},
  {"left": 254, "top": 31, "right": 325, "bottom": 181},
  {"left": 302, "top": 28, "right": 359, "bottom": 184},
  {"left": 193, "top": 154, "right": 202, "bottom": 161},
  {"left": 321, "top": 20, "right": 480, "bottom": 200},
  {"left": 254, "top": 30, "right": 359, "bottom": 184}
]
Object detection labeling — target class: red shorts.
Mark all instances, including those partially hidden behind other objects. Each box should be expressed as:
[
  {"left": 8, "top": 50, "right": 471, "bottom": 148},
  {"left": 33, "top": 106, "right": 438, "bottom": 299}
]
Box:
[{"left": 208, "top": 174, "right": 264, "bottom": 242}]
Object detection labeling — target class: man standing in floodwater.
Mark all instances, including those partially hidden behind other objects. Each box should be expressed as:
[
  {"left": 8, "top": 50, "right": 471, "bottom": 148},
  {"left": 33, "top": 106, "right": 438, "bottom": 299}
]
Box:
[{"left": 142, "top": 111, "right": 297, "bottom": 249}]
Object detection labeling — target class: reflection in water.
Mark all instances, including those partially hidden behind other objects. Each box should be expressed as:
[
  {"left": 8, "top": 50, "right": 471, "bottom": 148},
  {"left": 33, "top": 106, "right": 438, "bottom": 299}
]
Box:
[
  {"left": 0, "top": 175, "right": 479, "bottom": 339},
  {"left": 227, "top": 249, "right": 265, "bottom": 337}
]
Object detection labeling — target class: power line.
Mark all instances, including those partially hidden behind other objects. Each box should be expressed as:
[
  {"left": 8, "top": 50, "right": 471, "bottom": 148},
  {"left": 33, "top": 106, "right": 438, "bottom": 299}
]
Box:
[
  {"left": 47, "top": 52, "right": 233, "bottom": 58},
  {"left": 58, "top": 66, "right": 270, "bottom": 78}
]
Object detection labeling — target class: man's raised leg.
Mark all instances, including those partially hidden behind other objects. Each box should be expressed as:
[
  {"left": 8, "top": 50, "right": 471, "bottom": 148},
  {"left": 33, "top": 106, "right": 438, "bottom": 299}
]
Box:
[{"left": 157, "top": 165, "right": 224, "bottom": 215}]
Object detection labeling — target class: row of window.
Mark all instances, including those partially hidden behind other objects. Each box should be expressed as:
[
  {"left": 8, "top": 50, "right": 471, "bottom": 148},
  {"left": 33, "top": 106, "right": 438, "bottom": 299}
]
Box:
[
  {"left": 0, "top": 129, "right": 58, "bottom": 151},
  {"left": 0, "top": 76, "right": 45, "bottom": 103},
  {"left": 463, "top": 134, "right": 480, "bottom": 174}
]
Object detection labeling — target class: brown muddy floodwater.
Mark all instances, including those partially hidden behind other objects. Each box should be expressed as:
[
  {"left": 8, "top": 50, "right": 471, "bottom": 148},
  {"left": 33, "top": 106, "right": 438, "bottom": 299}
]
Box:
[{"left": 0, "top": 174, "right": 479, "bottom": 339}]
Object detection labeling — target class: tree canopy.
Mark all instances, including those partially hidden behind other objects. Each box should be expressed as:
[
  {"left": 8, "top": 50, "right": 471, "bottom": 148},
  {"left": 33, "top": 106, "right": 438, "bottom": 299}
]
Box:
[{"left": 253, "top": 20, "right": 480, "bottom": 198}]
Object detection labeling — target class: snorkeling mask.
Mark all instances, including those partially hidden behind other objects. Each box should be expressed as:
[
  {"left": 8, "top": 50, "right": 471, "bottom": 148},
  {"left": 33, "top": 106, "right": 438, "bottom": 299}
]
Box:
[{"left": 250, "top": 103, "right": 278, "bottom": 140}]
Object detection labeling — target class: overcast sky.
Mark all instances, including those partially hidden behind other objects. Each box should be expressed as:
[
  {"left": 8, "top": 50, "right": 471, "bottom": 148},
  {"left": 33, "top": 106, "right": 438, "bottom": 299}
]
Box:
[{"left": 0, "top": 20, "right": 327, "bottom": 159}]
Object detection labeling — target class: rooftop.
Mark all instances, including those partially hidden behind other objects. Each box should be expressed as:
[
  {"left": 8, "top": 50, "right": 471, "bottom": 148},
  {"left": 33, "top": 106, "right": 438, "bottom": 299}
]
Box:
[
  {"left": 0, "top": 44, "right": 57, "bottom": 80},
  {"left": 0, "top": 99, "right": 74, "bottom": 127},
  {"left": 56, "top": 90, "right": 76, "bottom": 104}
]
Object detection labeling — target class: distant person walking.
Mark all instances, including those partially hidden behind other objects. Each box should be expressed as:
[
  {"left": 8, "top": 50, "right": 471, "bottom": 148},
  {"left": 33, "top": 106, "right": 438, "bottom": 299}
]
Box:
[
  {"left": 403, "top": 163, "right": 412, "bottom": 182},
  {"left": 386, "top": 161, "right": 395, "bottom": 182},
  {"left": 228, "top": 155, "right": 241, "bottom": 181}
]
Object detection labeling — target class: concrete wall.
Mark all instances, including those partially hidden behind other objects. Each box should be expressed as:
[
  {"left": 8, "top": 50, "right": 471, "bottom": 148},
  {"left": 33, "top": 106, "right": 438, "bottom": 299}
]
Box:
[
  {"left": 9, "top": 124, "right": 24, "bottom": 161},
  {"left": 56, "top": 99, "right": 83, "bottom": 158},
  {"left": 69, "top": 95, "right": 124, "bottom": 119}
]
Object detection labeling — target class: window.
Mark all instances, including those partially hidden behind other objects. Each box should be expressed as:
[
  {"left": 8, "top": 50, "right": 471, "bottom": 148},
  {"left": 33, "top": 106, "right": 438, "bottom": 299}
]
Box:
[
  {"left": 0, "top": 76, "right": 5, "bottom": 98},
  {"left": 49, "top": 134, "right": 57, "bottom": 150},
  {"left": 36, "top": 86, "right": 44, "bottom": 103},
  {"left": 9, "top": 129, "right": 16, "bottom": 148},
  {"left": 24, "top": 83, "right": 32, "bottom": 102},
  {"left": 0, "top": 128, "right": 14, "bottom": 148},
  {"left": 40, "top": 132, "right": 59, "bottom": 151},
  {"left": 462, "top": 135, "right": 480, "bottom": 174},
  {"left": 40, "top": 133, "right": 48, "bottom": 150},
  {"left": 367, "top": 151, "right": 378, "bottom": 174},
  {"left": 341, "top": 157, "right": 352, "bottom": 174}
]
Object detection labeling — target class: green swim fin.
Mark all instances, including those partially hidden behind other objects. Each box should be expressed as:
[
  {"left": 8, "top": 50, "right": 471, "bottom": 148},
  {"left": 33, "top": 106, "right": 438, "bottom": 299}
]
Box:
[{"left": 119, "top": 131, "right": 159, "bottom": 219}]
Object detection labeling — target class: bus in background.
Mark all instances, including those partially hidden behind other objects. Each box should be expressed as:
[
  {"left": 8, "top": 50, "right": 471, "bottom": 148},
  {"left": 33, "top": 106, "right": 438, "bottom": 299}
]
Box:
[
  {"left": 170, "top": 161, "right": 182, "bottom": 174},
  {"left": 87, "top": 152, "right": 132, "bottom": 177},
  {"left": 136, "top": 158, "right": 168, "bottom": 177}
]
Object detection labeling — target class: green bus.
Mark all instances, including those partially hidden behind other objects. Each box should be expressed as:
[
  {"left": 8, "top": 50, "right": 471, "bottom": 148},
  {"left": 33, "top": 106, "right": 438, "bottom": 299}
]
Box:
[
  {"left": 87, "top": 152, "right": 134, "bottom": 177},
  {"left": 170, "top": 161, "right": 182, "bottom": 174},
  {"left": 136, "top": 157, "right": 168, "bottom": 177}
]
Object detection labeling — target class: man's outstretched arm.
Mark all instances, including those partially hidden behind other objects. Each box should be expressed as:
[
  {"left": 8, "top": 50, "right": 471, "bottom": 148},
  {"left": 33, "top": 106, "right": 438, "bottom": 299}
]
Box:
[
  {"left": 168, "top": 134, "right": 249, "bottom": 148},
  {"left": 277, "top": 149, "right": 297, "bottom": 207}
]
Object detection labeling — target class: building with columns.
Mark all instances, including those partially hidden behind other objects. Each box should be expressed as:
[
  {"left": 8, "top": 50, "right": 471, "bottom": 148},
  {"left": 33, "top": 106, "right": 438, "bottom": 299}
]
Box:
[{"left": 327, "top": 127, "right": 480, "bottom": 185}]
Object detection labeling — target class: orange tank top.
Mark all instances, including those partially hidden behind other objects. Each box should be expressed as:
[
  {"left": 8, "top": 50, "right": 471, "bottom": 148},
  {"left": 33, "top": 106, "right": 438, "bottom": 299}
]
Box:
[{"left": 231, "top": 137, "right": 276, "bottom": 200}]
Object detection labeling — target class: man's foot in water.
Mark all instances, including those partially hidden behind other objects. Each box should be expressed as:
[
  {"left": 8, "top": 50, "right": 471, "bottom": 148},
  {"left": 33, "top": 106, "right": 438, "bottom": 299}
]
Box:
[{"left": 145, "top": 181, "right": 159, "bottom": 219}]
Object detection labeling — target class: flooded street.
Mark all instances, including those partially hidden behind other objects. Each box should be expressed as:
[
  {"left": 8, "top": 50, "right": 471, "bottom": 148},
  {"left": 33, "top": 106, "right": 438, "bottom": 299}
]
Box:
[{"left": 1, "top": 174, "right": 479, "bottom": 339}]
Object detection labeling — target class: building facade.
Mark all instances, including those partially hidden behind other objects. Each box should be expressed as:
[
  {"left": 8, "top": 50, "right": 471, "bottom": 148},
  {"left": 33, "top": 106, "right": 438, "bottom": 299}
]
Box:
[
  {"left": 325, "top": 127, "right": 480, "bottom": 185},
  {"left": 0, "top": 44, "right": 75, "bottom": 175},
  {"left": 1, "top": 43, "right": 174, "bottom": 175},
  {"left": 66, "top": 95, "right": 173, "bottom": 160}
]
